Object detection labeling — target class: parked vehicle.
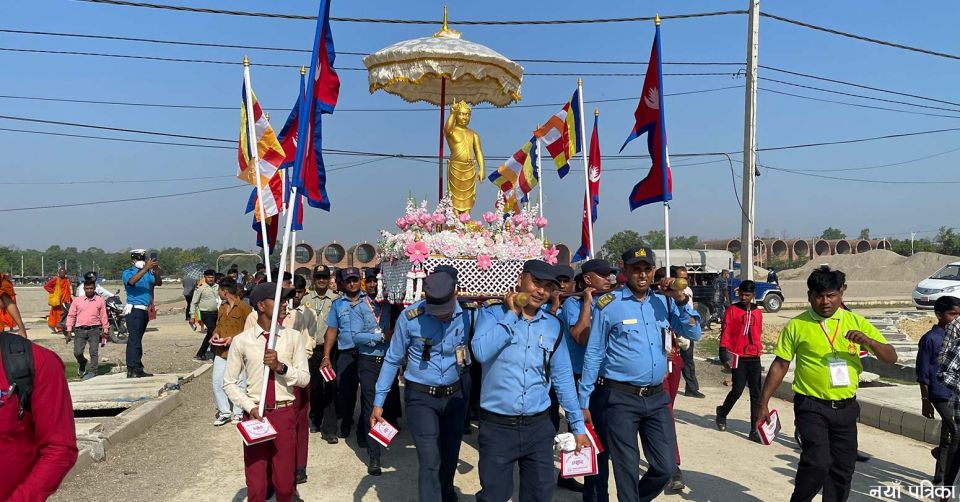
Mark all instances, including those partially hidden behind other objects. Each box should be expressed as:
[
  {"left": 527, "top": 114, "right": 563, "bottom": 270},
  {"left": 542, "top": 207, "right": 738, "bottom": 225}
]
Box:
[
  {"left": 913, "top": 262, "right": 960, "bottom": 310},
  {"left": 105, "top": 291, "right": 128, "bottom": 344}
]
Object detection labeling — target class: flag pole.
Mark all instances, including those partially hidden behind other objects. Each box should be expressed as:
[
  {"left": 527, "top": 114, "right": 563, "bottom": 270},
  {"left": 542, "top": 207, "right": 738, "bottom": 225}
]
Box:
[
  {"left": 535, "top": 126, "right": 544, "bottom": 243},
  {"left": 655, "top": 16, "right": 671, "bottom": 277},
  {"left": 244, "top": 56, "right": 272, "bottom": 282},
  {"left": 577, "top": 79, "right": 595, "bottom": 259}
]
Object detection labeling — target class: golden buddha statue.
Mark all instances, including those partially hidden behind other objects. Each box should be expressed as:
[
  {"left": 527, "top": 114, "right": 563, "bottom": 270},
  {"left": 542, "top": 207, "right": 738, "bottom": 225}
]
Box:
[{"left": 445, "top": 100, "right": 485, "bottom": 214}]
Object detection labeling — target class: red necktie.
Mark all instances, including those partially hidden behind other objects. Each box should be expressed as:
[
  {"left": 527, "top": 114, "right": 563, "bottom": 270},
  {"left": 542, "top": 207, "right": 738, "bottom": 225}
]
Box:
[{"left": 262, "top": 331, "right": 277, "bottom": 409}]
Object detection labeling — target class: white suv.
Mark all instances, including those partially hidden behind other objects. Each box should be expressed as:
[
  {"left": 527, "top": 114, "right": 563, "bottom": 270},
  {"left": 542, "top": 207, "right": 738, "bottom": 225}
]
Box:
[{"left": 913, "top": 262, "right": 960, "bottom": 309}]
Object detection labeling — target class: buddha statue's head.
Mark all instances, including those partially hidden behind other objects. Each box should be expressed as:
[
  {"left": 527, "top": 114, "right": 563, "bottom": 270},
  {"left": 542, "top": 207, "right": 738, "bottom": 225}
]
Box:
[{"left": 451, "top": 100, "right": 472, "bottom": 127}]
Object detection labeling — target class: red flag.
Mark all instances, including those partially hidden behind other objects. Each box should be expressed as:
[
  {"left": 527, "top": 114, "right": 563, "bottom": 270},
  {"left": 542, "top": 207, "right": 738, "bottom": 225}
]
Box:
[{"left": 573, "top": 115, "right": 601, "bottom": 262}]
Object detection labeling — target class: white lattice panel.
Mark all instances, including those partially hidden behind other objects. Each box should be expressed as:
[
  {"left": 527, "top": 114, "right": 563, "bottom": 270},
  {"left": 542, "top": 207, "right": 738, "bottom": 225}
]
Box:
[{"left": 381, "top": 257, "right": 524, "bottom": 303}]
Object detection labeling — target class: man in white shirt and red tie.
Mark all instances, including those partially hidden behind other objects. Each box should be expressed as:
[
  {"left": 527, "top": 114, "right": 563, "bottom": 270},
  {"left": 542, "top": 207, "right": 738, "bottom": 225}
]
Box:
[{"left": 224, "top": 282, "right": 310, "bottom": 502}]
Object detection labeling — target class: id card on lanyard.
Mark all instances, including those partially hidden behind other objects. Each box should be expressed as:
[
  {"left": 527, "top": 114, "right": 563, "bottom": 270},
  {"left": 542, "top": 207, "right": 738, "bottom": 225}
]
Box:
[
  {"left": 363, "top": 297, "right": 383, "bottom": 335},
  {"left": 819, "top": 311, "right": 850, "bottom": 387}
]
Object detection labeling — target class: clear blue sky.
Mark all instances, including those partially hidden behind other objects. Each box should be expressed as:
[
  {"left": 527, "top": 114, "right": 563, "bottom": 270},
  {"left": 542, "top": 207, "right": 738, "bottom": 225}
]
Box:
[{"left": 2, "top": 0, "right": 958, "bottom": 252}]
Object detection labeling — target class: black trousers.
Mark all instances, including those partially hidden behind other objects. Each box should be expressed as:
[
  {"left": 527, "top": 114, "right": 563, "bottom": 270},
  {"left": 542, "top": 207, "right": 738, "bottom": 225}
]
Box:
[
  {"left": 603, "top": 386, "right": 676, "bottom": 502},
  {"left": 336, "top": 350, "right": 360, "bottom": 437},
  {"left": 718, "top": 357, "right": 762, "bottom": 427},
  {"left": 934, "top": 400, "right": 960, "bottom": 485},
  {"left": 195, "top": 310, "right": 218, "bottom": 358},
  {"left": 357, "top": 356, "right": 400, "bottom": 460},
  {"left": 125, "top": 308, "right": 148, "bottom": 372},
  {"left": 405, "top": 375, "right": 470, "bottom": 502},
  {"left": 308, "top": 347, "right": 338, "bottom": 436},
  {"left": 583, "top": 384, "right": 611, "bottom": 502},
  {"left": 477, "top": 414, "right": 556, "bottom": 502},
  {"left": 680, "top": 342, "right": 699, "bottom": 393},
  {"left": 791, "top": 394, "right": 859, "bottom": 502},
  {"left": 183, "top": 294, "right": 193, "bottom": 320}
]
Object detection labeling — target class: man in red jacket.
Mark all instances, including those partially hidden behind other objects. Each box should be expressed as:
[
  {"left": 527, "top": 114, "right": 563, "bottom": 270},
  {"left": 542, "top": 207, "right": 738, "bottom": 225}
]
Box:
[
  {"left": 0, "top": 332, "right": 79, "bottom": 501},
  {"left": 715, "top": 280, "right": 764, "bottom": 442}
]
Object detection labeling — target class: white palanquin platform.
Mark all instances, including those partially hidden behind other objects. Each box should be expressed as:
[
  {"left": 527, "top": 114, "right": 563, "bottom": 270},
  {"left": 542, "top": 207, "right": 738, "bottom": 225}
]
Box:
[{"left": 381, "top": 257, "right": 524, "bottom": 303}]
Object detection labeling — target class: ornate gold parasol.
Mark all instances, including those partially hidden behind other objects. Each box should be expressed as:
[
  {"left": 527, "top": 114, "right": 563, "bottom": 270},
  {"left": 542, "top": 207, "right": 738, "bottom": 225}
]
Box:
[{"left": 363, "top": 7, "right": 524, "bottom": 206}]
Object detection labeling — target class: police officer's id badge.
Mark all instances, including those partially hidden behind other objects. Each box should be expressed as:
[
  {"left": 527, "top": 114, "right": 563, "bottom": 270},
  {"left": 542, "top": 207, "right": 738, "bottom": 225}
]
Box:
[
  {"left": 828, "top": 357, "right": 851, "bottom": 387},
  {"left": 455, "top": 344, "right": 471, "bottom": 367}
]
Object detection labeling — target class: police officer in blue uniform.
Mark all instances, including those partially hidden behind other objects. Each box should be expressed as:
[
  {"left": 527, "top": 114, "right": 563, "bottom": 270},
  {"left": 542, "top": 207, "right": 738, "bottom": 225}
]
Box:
[
  {"left": 320, "top": 267, "right": 384, "bottom": 444},
  {"left": 371, "top": 269, "right": 472, "bottom": 502},
  {"left": 472, "top": 260, "right": 588, "bottom": 502},
  {"left": 354, "top": 267, "right": 393, "bottom": 476},
  {"left": 564, "top": 259, "right": 617, "bottom": 502},
  {"left": 579, "top": 247, "right": 701, "bottom": 502}
]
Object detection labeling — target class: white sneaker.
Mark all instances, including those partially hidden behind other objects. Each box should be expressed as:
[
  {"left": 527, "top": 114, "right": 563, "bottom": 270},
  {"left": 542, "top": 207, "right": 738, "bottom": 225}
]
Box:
[
  {"left": 212, "top": 414, "right": 230, "bottom": 427},
  {"left": 231, "top": 416, "right": 242, "bottom": 424}
]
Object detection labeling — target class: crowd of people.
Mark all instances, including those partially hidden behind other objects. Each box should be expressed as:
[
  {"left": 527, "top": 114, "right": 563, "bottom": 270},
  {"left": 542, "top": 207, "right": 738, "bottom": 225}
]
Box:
[{"left": 13, "top": 245, "right": 960, "bottom": 502}]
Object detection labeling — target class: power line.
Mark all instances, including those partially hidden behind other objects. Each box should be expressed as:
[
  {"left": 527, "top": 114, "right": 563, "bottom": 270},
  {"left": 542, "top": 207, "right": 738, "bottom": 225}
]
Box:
[
  {"left": 763, "top": 145, "right": 960, "bottom": 173},
  {"left": 759, "top": 88, "right": 960, "bottom": 119},
  {"left": 756, "top": 126, "right": 960, "bottom": 152},
  {"left": 0, "top": 184, "right": 247, "bottom": 212},
  {"left": 760, "top": 77, "right": 960, "bottom": 114},
  {"left": 761, "top": 163, "right": 960, "bottom": 184},
  {"left": 761, "top": 12, "right": 960, "bottom": 62},
  {"left": 74, "top": 0, "right": 747, "bottom": 24}
]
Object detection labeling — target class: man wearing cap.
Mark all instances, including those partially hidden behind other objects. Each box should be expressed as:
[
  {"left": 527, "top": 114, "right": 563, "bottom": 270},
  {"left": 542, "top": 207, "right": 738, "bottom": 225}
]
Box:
[
  {"left": 223, "top": 282, "right": 310, "bottom": 502},
  {"left": 472, "top": 260, "right": 588, "bottom": 502},
  {"left": 579, "top": 246, "right": 701, "bottom": 502},
  {"left": 566, "top": 259, "right": 617, "bottom": 502},
  {"left": 122, "top": 249, "right": 162, "bottom": 378},
  {"left": 371, "top": 269, "right": 473, "bottom": 502},
  {"left": 321, "top": 267, "right": 383, "bottom": 443},
  {"left": 304, "top": 265, "right": 340, "bottom": 441},
  {"left": 190, "top": 269, "right": 220, "bottom": 362}
]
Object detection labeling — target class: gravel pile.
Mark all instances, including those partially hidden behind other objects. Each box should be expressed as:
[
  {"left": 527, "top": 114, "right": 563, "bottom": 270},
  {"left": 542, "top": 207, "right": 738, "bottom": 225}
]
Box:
[{"left": 779, "top": 250, "right": 960, "bottom": 282}]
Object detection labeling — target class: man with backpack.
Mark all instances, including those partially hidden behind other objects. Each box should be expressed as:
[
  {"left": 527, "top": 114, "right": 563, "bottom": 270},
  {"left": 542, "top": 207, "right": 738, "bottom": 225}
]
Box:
[{"left": 0, "top": 331, "right": 79, "bottom": 500}]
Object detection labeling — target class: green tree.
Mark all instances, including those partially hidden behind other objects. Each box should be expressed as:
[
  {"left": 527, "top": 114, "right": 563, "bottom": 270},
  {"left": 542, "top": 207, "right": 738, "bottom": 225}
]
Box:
[
  {"left": 936, "top": 227, "right": 960, "bottom": 256},
  {"left": 858, "top": 228, "right": 870, "bottom": 240},
  {"left": 820, "top": 227, "right": 846, "bottom": 240},
  {"left": 599, "top": 230, "right": 645, "bottom": 264}
]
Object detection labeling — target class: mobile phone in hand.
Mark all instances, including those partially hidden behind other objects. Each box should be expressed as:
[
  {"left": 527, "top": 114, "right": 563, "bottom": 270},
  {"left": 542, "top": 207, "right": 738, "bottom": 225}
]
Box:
[{"left": 149, "top": 252, "right": 158, "bottom": 262}]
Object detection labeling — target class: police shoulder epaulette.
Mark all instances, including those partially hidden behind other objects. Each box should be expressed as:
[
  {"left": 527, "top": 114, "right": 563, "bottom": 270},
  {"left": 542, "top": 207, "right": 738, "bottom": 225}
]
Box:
[
  {"left": 483, "top": 298, "right": 503, "bottom": 307},
  {"left": 597, "top": 293, "right": 615, "bottom": 309},
  {"left": 405, "top": 306, "right": 424, "bottom": 320}
]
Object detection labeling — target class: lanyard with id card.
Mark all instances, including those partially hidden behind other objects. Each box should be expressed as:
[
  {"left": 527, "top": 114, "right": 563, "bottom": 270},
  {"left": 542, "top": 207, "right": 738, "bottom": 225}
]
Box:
[{"left": 820, "top": 311, "right": 851, "bottom": 387}]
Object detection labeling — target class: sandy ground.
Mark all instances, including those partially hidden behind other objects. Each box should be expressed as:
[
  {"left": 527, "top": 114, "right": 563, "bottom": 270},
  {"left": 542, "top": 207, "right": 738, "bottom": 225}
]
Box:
[
  {"left": 14, "top": 284, "right": 189, "bottom": 319},
  {"left": 50, "top": 344, "right": 937, "bottom": 502},
  {"left": 778, "top": 280, "right": 916, "bottom": 304},
  {"left": 898, "top": 316, "right": 938, "bottom": 342}
]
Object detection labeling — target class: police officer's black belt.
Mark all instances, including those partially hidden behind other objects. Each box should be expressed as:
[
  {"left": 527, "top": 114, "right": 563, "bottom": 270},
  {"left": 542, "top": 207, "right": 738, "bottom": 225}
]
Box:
[
  {"left": 340, "top": 348, "right": 359, "bottom": 356},
  {"left": 406, "top": 380, "right": 462, "bottom": 398},
  {"left": 359, "top": 354, "right": 384, "bottom": 364},
  {"left": 605, "top": 379, "right": 663, "bottom": 397},
  {"left": 479, "top": 408, "right": 549, "bottom": 426},
  {"left": 795, "top": 393, "right": 856, "bottom": 409}
]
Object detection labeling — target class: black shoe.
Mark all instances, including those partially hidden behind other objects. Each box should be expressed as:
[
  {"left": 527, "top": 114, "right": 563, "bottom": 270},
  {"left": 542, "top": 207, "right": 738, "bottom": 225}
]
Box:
[
  {"left": 748, "top": 432, "right": 762, "bottom": 444},
  {"left": 715, "top": 406, "right": 727, "bottom": 431},
  {"left": 338, "top": 428, "right": 350, "bottom": 439},
  {"left": 669, "top": 469, "right": 685, "bottom": 491},
  {"left": 856, "top": 452, "right": 871, "bottom": 462},
  {"left": 368, "top": 457, "right": 382, "bottom": 476},
  {"left": 78, "top": 360, "right": 87, "bottom": 377},
  {"left": 130, "top": 370, "right": 154, "bottom": 378},
  {"left": 557, "top": 476, "right": 584, "bottom": 492},
  {"left": 295, "top": 469, "right": 308, "bottom": 484},
  {"left": 321, "top": 434, "right": 339, "bottom": 444},
  {"left": 127, "top": 370, "right": 134, "bottom": 378},
  {"left": 309, "top": 424, "right": 319, "bottom": 434},
  {"left": 358, "top": 438, "right": 369, "bottom": 449},
  {"left": 684, "top": 389, "right": 705, "bottom": 399}
]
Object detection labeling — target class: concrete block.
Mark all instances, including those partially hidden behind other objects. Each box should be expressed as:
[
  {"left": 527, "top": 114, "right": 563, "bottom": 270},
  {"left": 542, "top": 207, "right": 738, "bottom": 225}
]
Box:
[
  {"left": 105, "top": 389, "right": 183, "bottom": 448},
  {"left": 925, "top": 417, "right": 943, "bottom": 445},
  {"left": 75, "top": 422, "right": 103, "bottom": 437},
  {"left": 901, "top": 412, "right": 930, "bottom": 443},
  {"left": 878, "top": 406, "right": 904, "bottom": 435},
  {"left": 859, "top": 400, "right": 882, "bottom": 428}
]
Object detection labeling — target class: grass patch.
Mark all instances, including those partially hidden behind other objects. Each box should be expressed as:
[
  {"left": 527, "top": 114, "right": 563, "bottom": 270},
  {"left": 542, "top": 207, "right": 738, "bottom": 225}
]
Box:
[
  {"left": 695, "top": 336, "right": 720, "bottom": 359},
  {"left": 64, "top": 362, "right": 117, "bottom": 381}
]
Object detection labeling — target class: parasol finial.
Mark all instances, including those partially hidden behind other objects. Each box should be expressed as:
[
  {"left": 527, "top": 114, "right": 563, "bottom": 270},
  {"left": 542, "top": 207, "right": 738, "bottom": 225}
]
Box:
[{"left": 433, "top": 5, "right": 462, "bottom": 38}]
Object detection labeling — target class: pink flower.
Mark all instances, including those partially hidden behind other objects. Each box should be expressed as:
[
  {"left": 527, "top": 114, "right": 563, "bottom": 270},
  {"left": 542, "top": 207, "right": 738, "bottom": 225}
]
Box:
[
  {"left": 476, "top": 254, "right": 492, "bottom": 270},
  {"left": 482, "top": 211, "right": 496, "bottom": 224},
  {"left": 396, "top": 217, "right": 408, "bottom": 230},
  {"left": 544, "top": 246, "right": 559, "bottom": 265},
  {"left": 535, "top": 216, "right": 548, "bottom": 229},
  {"left": 432, "top": 213, "right": 446, "bottom": 225},
  {"left": 403, "top": 214, "right": 417, "bottom": 227},
  {"left": 458, "top": 212, "right": 472, "bottom": 224},
  {"left": 511, "top": 214, "right": 525, "bottom": 227},
  {"left": 418, "top": 213, "right": 432, "bottom": 226},
  {"left": 405, "top": 241, "right": 429, "bottom": 264}
]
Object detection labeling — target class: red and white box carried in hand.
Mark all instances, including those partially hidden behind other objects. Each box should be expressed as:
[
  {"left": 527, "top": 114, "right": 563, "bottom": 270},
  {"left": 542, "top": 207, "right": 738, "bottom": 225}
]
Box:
[
  {"left": 237, "top": 416, "right": 277, "bottom": 446},
  {"left": 585, "top": 423, "right": 603, "bottom": 453},
  {"left": 320, "top": 366, "right": 336, "bottom": 382},
  {"left": 728, "top": 352, "right": 740, "bottom": 369},
  {"left": 369, "top": 420, "right": 399, "bottom": 447},
  {"left": 756, "top": 409, "right": 782, "bottom": 445},
  {"left": 560, "top": 446, "right": 598, "bottom": 478}
]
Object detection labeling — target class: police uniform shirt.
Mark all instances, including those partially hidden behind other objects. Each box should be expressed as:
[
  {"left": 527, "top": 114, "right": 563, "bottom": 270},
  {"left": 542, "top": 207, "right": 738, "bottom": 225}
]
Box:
[
  {"left": 326, "top": 292, "right": 387, "bottom": 351},
  {"left": 472, "top": 307, "right": 585, "bottom": 434},
  {"left": 561, "top": 295, "right": 597, "bottom": 376},
  {"left": 578, "top": 287, "right": 702, "bottom": 409},
  {"left": 373, "top": 300, "right": 471, "bottom": 407}
]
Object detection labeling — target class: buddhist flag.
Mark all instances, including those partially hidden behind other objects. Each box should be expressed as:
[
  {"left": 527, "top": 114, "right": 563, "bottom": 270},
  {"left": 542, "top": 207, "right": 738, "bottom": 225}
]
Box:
[
  {"left": 238, "top": 79, "right": 285, "bottom": 190},
  {"left": 487, "top": 164, "right": 519, "bottom": 213},
  {"left": 534, "top": 89, "right": 582, "bottom": 179},
  {"left": 621, "top": 22, "right": 672, "bottom": 210},
  {"left": 506, "top": 137, "right": 540, "bottom": 203}
]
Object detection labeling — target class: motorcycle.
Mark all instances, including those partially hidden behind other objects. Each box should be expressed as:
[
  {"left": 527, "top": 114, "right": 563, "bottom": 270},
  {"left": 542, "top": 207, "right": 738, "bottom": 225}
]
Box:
[{"left": 105, "top": 291, "right": 128, "bottom": 344}]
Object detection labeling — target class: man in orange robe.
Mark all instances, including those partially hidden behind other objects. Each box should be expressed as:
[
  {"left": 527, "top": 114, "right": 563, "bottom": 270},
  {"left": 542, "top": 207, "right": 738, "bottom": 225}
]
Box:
[
  {"left": 0, "top": 273, "right": 27, "bottom": 336},
  {"left": 44, "top": 269, "right": 72, "bottom": 334}
]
